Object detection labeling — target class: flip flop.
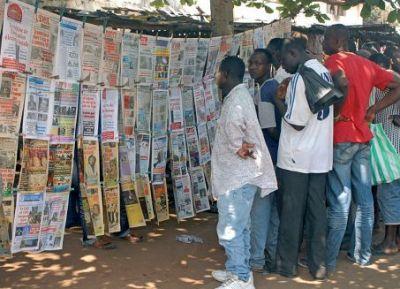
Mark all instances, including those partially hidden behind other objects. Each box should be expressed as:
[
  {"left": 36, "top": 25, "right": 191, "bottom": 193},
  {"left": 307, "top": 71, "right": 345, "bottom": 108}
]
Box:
[
  {"left": 93, "top": 239, "right": 117, "bottom": 250},
  {"left": 123, "top": 234, "right": 144, "bottom": 244}
]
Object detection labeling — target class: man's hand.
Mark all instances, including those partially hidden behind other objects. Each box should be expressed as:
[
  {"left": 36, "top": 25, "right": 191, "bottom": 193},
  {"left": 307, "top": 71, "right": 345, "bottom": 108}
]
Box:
[
  {"left": 275, "top": 77, "right": 291, "bottom": 102},
  {"left": 237, "top": 142, "right": 256, "bottom": 159},
  {"left": 365, "top": 106, "right": 376, "bottom": 123}
]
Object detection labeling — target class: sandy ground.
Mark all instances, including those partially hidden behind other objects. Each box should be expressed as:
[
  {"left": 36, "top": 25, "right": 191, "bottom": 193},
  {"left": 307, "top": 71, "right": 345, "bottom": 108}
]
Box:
[{"left": 1, "top": 213, "right": 399, "bottom": 289}]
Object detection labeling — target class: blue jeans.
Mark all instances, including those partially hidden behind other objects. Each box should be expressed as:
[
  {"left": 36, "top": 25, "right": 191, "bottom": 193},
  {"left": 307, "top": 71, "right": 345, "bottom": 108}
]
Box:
[
  {"left": 378, "top": 179, "right": 400, "bottom": 225},
  {"left": 217, "top": 184, "right": 258, "bottom": 282},
  {"left": 250, "top": 191, "right": 279, "bottom": 269},
  {"left": 327, "top": 143, "right": 374, "bottom": 269}
]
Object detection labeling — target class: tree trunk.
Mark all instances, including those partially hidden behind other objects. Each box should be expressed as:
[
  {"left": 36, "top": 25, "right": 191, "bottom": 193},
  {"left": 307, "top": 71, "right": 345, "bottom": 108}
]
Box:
[{"left": 210, "top": 0, "right": 234, "bottom": 36}]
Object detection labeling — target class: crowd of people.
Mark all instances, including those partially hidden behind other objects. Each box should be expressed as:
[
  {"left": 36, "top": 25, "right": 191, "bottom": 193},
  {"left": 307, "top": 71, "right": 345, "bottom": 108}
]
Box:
[{"left": 211, "top": 24, "right": 400, "bottom": 289}]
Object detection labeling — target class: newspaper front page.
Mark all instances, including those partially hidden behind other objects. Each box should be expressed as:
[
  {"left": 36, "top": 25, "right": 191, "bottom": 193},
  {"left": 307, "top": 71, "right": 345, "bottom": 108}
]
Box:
[
  {"left": 81, "top": 23, "right": 103, "bottom": 85},
  {"left": 103, "top": 186, "right": 120, "bottom": 233},
  {"left": 121, "top": 181, "right": 146, "bottom": 228},
  {"left": 101, "top": 141, "right": 119, "bottom": 189},
  {"left": 152, "top": 180, "right": 169, "bottom": 224},
  {"left": 152, "top": 89, "right": 168, "bottom": 137},
  {"left": 190, "top": 167, "right": 210, "bottom": 212},
  {"left": 136, "top": 133, "right": 151, "bottom": 176},
  {"left": 173, "top": 174, "right": 195, "bottom": 221},
  {"left": 138, "top": 35, "right": 155, "bottom": 84},
  {"left": 121, "top": 31, "right": 140, "bottom": 88},
  {"left": 101, "top": 88, "right": 119, "bottom": 141},
  {"left": 169, "top": 87, "right": 184, "bottom": 131},
  {"left": 182, "top": 38, "right": 198, "bottom": 85},
  {"left": 153, "top": 37, "right": 170, "bottom": 90},
  {"left": 47, "top": 143, "right": 74, "bottom": 193},
  {"left": 79, "top": 85, "right": 100, "bottom": 138},
  {"left": 151, "top": 136, "right": 168, "bottom": 185},
  {"left": 169, "top": 38, "right": 184, "bottom": 87},
  {"left": 136, "top": 175, "right": 154, "bottom": 221},
  {"left": 101, "top": 28, "right": 122, "bottom": 87},
  {"left": 136, "top": 85, "right": 152, "bottom": 133}
]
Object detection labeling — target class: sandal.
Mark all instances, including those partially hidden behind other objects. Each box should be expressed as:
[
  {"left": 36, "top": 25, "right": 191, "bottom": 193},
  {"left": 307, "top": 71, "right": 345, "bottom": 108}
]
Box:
[
  {"left": 123, "top": 234, "right": 144, "bottom": 244},
  {"left": 93, "top": 239, "right": 117, "bottom": 250}
]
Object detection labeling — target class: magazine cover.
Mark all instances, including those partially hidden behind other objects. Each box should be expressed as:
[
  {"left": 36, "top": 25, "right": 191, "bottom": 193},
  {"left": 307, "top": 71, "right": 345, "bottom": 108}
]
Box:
[{"left": 152, "top": 180, "right": 169, "bottom": 224}]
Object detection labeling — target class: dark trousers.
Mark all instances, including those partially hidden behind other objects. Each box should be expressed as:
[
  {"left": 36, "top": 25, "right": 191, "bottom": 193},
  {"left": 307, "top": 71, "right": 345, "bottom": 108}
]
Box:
[{"left": 276, "top": 168, "right": 327, "bottom": 277}]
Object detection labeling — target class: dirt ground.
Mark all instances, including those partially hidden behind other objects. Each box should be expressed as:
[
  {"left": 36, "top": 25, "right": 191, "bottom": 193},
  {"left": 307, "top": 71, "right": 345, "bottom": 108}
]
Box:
[{"left": 1, "top": 213, "right": 399, "bottom": 289}]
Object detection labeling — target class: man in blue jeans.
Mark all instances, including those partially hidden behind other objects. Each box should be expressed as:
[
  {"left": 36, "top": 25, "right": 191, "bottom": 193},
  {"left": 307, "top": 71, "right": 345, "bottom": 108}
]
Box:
[
  {"left": 211, "top": 56, "right": 277, "bottom": 289},
  {"left": 323, "top": 24, "right": 400, "bottom": 273}
]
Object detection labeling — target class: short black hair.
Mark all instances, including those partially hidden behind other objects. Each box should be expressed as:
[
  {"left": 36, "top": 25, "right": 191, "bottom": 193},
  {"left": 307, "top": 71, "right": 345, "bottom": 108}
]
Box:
[
  {"left": 327, "top": 24, "right": 349, "bottom": 42},
  {"left": 384, "top": 45, "right": 399, "bottom": 59},
  {"left": 253, "top": 48, "right": 274, "bottom": 64},
  {"left": 370, "top": 53, "right": 391, "bottom": 69},
  {"left": 282, "top": 37, "right": 307, "bottom": 53},
  {"left": 219, "top": 56, "right": 245, "bottom": 81},
  {"left": 267, "top": 38, "right": 285, "bottom": 52}
]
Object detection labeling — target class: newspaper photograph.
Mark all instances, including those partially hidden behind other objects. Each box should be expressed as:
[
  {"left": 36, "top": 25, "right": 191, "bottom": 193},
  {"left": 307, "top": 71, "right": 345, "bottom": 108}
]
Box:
[
  {"left": 168, "top": 38, "right": 184, "bottom": 87},
  {"left": 190, "top": 167, "right": 210, "bottom": 213},
  {"left": 136, "top": 175, "right": 154, "bottom": 221},
  {"left": 153, "top": 37, "right": 170, "bottom": 90},
  {"left": 101, "top": 28, "right": 122, "bottom": 87},
  {"left": 0, "top": 71, "right": 26, "bottom": 138},
  {"left": 152, "top": 181, "right": 169, "bottom": 224},
  {"left": 207, "top": 120, "right": 218, "bottom": 150},
  {"left": 104, "top": 187, "right": 121, "bottom": 233},
  {"left": 240, "top": 30, "right": 254, "bottom": 69},
  {"left": 85, "top": 185, "right": 105, "bottom": 236},
  {"left": 101, "top": 88, "right": 119, "bottom": 141},
  {"left": 101, "top": 141, "right": 119, "bottom": 189},
  {"left": 204, "top": 37, "right": 221, "bottom": 79},
  {"left": 50, "top": 81, "right": 79, "bottom": 143},
  {"left": 170, "top": 131, "right": 188, "bottom": 177},
  {"left": 19, "top": 139, "right": 49, "bottom": 192},
  {"left": 185, "top": 126, "right": 200, "bottom": 168},
  {"left": 81, "top": 23, "right": 103, "bottom": 85},
  {"left": 198, "top": 123, "right": 211, "bottom": 165},
  {"left": 204, "top": 79, "right": 216, "bottom": 122},
  {"left": 22, "top": 76, "right": 54, "bottom": 139},
  {"left": 119, "top": 138, "right": 136, "bottom": 183},
  {"left": 182, "top": 87, "right": 196, "bottom": 128},
  {"left": 37, "top": 191, "right": 69, "bottom": 251},
  {"left": 0, "top": 0, "right": 34, "bottom": 72},
  {"left": 194, "top": 38, "right": 209, "bottom": 83},
  {"left": 193, "top": 84, "right": 207, "bottom": 125},
  {"left": 121, "top": 88, "right": 136, "bottom": 137},
  {"left": 54, "top": 17, "right": 83, "bottom": 82},
  {"left": 80, "top": 85, "right": 100, "bottom": 138},
  {"left": 151, "top": 136, "right": 168, "bottom": 185},
  {"left": 229, "top": 33, "right": 243, "bottom": 56},
  {"left": 11, "top": 191, "right": 45, "bottom": 253},
  {"left": 136, "top": 85, "right": 152, "bottom": 133},
  {"left": 82, "top": 139, "right": 101, "bottom": 187},
  {"left": 169, "top": 87, "right": 184, "bottom": 131},
  {"left": 182, "top": 38, "right": 198, "bottom": 85},
  {"left": 173, "top": 174, "right": 195, "bottom": 221},
  {"left": 152, "top": 90, "right": 168, "bottom": 137},
  {"left": 253, "top": 26, "right": 265, "bottom": 49},
  {"left": 121, "top": 31, "right": 140, "bottom": 87},
  {"left": 121, "top": 181, "right": 146, "bottom": 228},
  {"left": 29, "top": 9, "right": 59, "bottom": 78},
  {"left": 0, "top": 198, "right": 11, "bottom": 256},
  {"left": 0, "top": 137, "right": 18, "bottom": 196},
  {"left": 136, "top": 133, "right": 151, "bottom": 176},
  {"left": 47, "top": 143, "right": 74, "bottom": 193},
  {"left": 138, "top": 35, "right": 155, "bottom": 84}
]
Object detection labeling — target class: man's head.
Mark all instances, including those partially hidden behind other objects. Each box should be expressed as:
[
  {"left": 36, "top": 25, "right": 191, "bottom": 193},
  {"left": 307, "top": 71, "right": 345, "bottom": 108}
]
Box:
[
  {"left": 370, "top": 53, "right": 391, "bottom": 70},
  {"left": 281, "top": 38, "right": 308, "bottom": 74},
  {"left": 323, "top": 24, "right": 349, "bottom": 56},
  {"left": 216, "top": 56, "right": 245, "bottom": 91},
  {"left": 248, "top": 49, "right": 273, "bottom": 83},
  {"left": 267, "top": 38, "right": 285, "bottom": 66},
  {"left": 385, "top": 45, "right": 400, "bottom": 73}
]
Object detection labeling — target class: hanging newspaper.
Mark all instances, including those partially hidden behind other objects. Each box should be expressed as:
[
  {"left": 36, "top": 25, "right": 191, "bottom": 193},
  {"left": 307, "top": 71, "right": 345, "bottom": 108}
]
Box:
[
  {"left": 83, "top": 139, "right": 101, "bottom": 187},
  {"left": 19, "top": 139, "right": 49, "bottom": 192},
  {"left": 173, "top": 174, "right": 195, "bottom": 221},
  {"left": 229, "top": 33, "right": 243, "bottom": 56},
  {"left": 121, "top": 181, "right": 146, "bottom": 228},
  {"left": 103, "top": 187, "right": 120, "bottom": 233},
  {"left": 121, "top": 31, "right": 140, "bottom": 87},
  {"left": 119, "top": 138, "right": 136, "bottom": 183},
  {"left": 152, "top": 89, "right": 168, "bottom": 137},
  {"left": 22, "top": 76, "right": 54, "bottom": 140},
  {"left": 182, "top": 38, "right": 198, "bottom": 85},
  {"left": 2, "top": 192, "right": 14, "bottom": 230},
  {"left": 47, "top": 143, "right": 74, "bottom": 193},
  {"left": 216, "top": 35, "right": 232, "bottom": 69},
  {"left": 101, "top": 88, "right": 119, "bottom": 142},
  {"left": 29, "top": 9, "right": 59, "bottom": 78},
  {"left": 190, "top": 166, "right": 210, "bottom": 213},
  {"left": 136, "top": 175, "right": 154, "bottom": 221},
  {"left": 153, "top": 37, "right": 170, "bottom": 90},
  {"left": 211, "top": 81, "right": 221, "bottom": 118},
  {"left": 0, "top": 0, "right": 34, "bottom": 72},
  {"left": 169, "top": 87, "right": 184, "bottom": 131},
  {"left": 138, "top": 35, "right": 155, "bottom": 84},
  {"left": 80, "top": 85, "right": 100, "bottom": 138},
  {"left": 54, "top": 17, "right": 83, "bottom": 82},
  {"left": 0, "top": 137, "right": 18, "bottom": 196},
  {"left": 0, "top": 70, "right": 26, "bottom": 138},
  {"left": 136, "top": 85, "right": 152, "bottom": 133},
  {"left": 79, "top": 184, "right": 95, "bottom": 237},
  {"left": 152, "top": 180, "right": 169, "bottom": 224},
  {"left": 0, "top": 196, "right": 11, "bottom": 256},
  {"left": 240, "top": 30, "right": 254, "bottom": 69},
  {"left": 151, "top": 136, "right": 168, "bottom": 185},
  {"left": 81, "top": 23, "right": 103, "bottom": 84},
  {"left": 136, "top": 133, "right": 151, "bottom": 176},
  {"left": 169, "top": 38, "right": 184, "bottom": 87},
  {"left": 0, "top": 0, "right": 5, "bottom": 36},
  {"left": 37, "top": 191, "right": 69, "bottom": 251},
  {"left": 170, "top": 131, "right": 188, "bottom": 177},
  {"left": 204, "top": 37, "right": 221, "bottom": 79},
  {"left": 253, "top": 27, "right": 265, "bottom": 49},
  {"left": 204, "top": 79, "right": 216, "bottom": 122},
  {"left": 193, "top": 84, "right": 207, "bottom": 125},
  {"left": 202, "top": 161, "right": 212, "bottom": 197},
  {"left": 11, "top": 191, "right": 45, "bottom": 253},
  {"left": 85, "top": 185, "right": 104, "bottom": 236},
  {"left": 198, "top": 123, "right": 211, "bottom": 165},
  {"left": 185, "top": 126, "right": 200, "bottom": 168},
  {"left": 101, "top": 141, "right": 119, "bottom": 189},
  {"left": 121, "top": 88, "right": 136, "bottom": 137},
  {"left": 101, "top": 28, "right": 122, "bottom": 87},
  {"left": 207, "top": 120, "right": 218, "bottom": 150},
  {"left": 182, "top": 87, "right": 196, "bottom": 127},
  {"left": 50, "top": 81, "right": 79, "bottom": 143},
  {"left": 194, "top": 38, "right": 209, "bottom": 83},
  {"left": 263, "top": 25, "right": 272, "bottom": 50}
]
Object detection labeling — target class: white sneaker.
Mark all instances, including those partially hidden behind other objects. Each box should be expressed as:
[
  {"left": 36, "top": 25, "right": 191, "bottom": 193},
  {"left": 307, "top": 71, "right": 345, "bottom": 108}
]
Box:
[
  {"left": 215, "top": 274, "right": 255, "bottom": 289},
  {"left": 212, "top": 270, "right": 234, "bottom": 283}
]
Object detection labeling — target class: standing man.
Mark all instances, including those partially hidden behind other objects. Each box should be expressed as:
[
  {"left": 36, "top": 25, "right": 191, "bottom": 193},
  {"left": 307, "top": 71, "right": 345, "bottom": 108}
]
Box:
[
  {"left": 267, "top": 38, "right": 291, "bottom": 84},
  {"left": 274, "top": 38, "right": 333, "bottom": 280},
  {"left": 323, "top": 24, "right": 400, "bottom": 272},
  {"left": 211, "top": 56, "right": 277, "bottom": 289}
]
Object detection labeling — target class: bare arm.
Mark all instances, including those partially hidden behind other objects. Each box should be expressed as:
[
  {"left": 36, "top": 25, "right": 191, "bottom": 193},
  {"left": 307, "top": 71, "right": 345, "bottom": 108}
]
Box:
[{"left": 331, "top": 70, "right": 349, "bottom": 117}]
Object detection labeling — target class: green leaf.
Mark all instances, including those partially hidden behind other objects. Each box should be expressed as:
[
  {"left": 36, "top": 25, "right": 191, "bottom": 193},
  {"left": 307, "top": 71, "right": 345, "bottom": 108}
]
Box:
[
  {"left": 264, "top": 5, "right": 274, "bottom": 13},
  {"left": 322, "top": 13, "right": 330, "bottom": 20},
  {"left": 360, "top": 4, "right": 372, "bottom": 19},
  {"left": 388, "top": 10, "right": 397, "bottom": 23},
  {"left": 377, "top": 0, "right": 386, "bottom": 10},
  {"left": 316, "top": 14, "right": 325, "bottom": 23},
  {"left": 342, "top": 3, "right": 353, "bottom": 10}
]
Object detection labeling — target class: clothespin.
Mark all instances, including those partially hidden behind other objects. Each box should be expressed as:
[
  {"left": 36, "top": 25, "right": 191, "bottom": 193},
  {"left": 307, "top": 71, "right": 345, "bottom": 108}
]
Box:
[{"left": 34, "top": 0, "right": 40, "bottom": 14}]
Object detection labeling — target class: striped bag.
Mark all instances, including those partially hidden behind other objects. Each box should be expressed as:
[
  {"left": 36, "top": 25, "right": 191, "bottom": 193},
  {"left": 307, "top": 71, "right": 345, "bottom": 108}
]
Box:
[{"left": 370, "top": 123, "right": 400, "bottom": 185}]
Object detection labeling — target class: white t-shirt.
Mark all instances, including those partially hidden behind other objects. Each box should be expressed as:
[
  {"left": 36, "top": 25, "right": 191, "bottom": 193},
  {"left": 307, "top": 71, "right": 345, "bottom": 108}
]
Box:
[
  {"left": 277, "top": 59, "right": 333, "bottom": 174},
  {"left": 274, "top": 66, "right": 291, "bottom": 84}
]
